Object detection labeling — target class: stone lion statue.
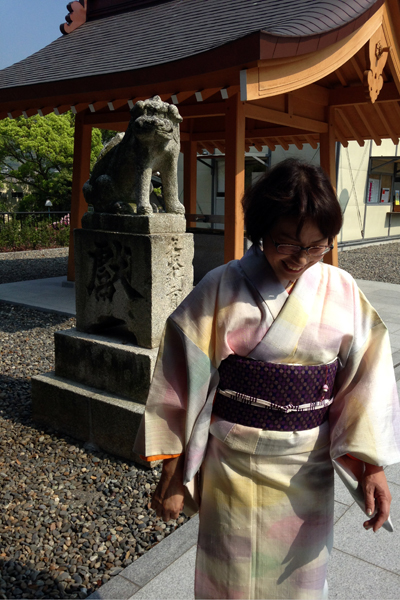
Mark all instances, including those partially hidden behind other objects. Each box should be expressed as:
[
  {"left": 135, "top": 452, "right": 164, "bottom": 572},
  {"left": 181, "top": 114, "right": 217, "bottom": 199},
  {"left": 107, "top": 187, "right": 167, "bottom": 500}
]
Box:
[{"left": 83, "top": 96, "right": 184, "bottom": 215}]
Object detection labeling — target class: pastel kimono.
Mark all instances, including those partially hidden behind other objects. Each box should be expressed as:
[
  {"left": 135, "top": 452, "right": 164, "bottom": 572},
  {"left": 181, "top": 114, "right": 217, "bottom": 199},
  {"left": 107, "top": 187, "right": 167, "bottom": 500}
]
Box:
[{"left": 134, "top": 245, "right": 400, "bottom": 600}]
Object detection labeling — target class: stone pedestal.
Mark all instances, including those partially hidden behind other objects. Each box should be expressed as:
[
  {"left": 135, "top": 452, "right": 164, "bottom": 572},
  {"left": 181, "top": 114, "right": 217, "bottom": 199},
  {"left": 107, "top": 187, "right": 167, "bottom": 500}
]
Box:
[
  {"left": 75, "top": 215, "right": 193, "bottom": 348},
  {"left": 32, "top": 214, "right": 194, "bottom": 463}
]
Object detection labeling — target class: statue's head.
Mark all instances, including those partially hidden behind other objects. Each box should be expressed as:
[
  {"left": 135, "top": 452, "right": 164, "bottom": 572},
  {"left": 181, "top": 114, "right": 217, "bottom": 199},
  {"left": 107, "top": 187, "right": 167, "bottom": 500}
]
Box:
[{"left": 131, "top": 96, "right": 183, "bottom": 142}]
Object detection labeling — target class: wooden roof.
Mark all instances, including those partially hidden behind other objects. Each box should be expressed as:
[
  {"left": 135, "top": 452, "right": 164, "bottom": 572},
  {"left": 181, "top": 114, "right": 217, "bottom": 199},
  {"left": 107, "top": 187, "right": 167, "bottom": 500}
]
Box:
[
  {"left": 0, "top": 0, "right": 382, "bottom": 90},
  {"left": 1, "top": 0, "right": 400, "bottom": 154}
]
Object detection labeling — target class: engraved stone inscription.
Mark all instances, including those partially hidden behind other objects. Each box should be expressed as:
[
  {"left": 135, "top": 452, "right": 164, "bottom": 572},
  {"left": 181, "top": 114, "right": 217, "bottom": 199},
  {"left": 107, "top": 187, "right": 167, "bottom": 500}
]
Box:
[{"left": 87, "top": 240, "right": 144, "bottom": 303}]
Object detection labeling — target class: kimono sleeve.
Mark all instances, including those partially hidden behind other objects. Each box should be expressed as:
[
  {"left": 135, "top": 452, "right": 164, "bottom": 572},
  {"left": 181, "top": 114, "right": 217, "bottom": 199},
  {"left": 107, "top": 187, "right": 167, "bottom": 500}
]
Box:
[
  {"left": 329, "top": 284, "right": 400, "bottom": 529},
  {"left": 133, "top": 270, "right": 220, "bottom": 463}
]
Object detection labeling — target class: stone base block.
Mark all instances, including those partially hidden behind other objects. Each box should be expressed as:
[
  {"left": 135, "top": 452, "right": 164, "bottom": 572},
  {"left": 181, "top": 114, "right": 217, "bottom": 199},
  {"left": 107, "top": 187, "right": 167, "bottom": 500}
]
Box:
[
  {"left": 54, "top": 328, "right": 158, "bottom": 404},
  {"left": 32, "top": 372, "right": 149, "bottom": 464},
  {"left": 82, "top": 212, "right": 187, "bottom": 234},
  {"left": 74, "top": 228, "right": 194, "bottom": 348}
]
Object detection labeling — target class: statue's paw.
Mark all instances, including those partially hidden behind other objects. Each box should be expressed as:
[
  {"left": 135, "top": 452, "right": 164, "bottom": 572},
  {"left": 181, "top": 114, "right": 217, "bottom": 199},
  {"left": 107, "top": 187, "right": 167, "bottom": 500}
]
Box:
[
  {"left": 137, "top": 203, "right": 154, "bottom": 215},
  {"left": 166, "top": 202, "right": 185, "bottom": 215}
]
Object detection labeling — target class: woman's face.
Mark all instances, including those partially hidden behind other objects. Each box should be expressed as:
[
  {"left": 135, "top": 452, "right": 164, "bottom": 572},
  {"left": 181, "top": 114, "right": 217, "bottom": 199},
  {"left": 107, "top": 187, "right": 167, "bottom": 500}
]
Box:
[{"left": 262, "top": 217, "right": 329, "bottom": 284}]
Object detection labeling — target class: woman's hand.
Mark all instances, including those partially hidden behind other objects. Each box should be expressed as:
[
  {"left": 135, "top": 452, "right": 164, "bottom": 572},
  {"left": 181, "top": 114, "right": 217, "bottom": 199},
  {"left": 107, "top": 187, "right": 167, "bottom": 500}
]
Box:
[
  {"left": 151, "top": 455, "right": 185, "bottom": 522},
  {"left": 362, "top": 464, "right": 392, "bottom": 532}
]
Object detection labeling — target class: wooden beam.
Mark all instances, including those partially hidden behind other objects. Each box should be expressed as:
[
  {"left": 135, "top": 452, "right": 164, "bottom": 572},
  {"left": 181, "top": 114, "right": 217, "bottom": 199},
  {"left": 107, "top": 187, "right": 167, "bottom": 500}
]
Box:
[
  {"left": 350, "top": 55, "right": 364, "bottom": 83},
  {"left": 335, "top": 69, "right": 348, "bottom": 87},
  {"left": 67, "top": 113, "right": 92, "bottom": 281},
  {"left": 262, "top": 138, "right": 276, "bottom": 151},
  {"left": 182, "top": 140, "right": 198, "bottom": 228},
  {"left": 390, "top": 101, "right": 400, "bottom": 131},
  {"left": 329, "top": 81, "right": 399, "bottom": 106},
  {"left": 305, "top": 135, "right": 318, "bottom": 150},
  {"left": 190, "top": 126, "right": 310, "bottom": 142},
  {"left": 201, "top": 142, "right": 215, "bottom": 154},
  {"left": 71, "top": 103, "right": 89, "bottom": 115},
  {"left": 320, "top": 107, "right": 338, "bottom": 267},
  {"left": 354, "top": 104, "right": 382, "bottom": 145},
  {"left": 334, "top": 120, "right": 349, "bottom": 147},
  {"left": 83, "top": 111, "right": 131, "bottom": 126},
  {"left": 374, "top": 103, "right": 399, "bottom": 144},
  {"left": 54, "top": 105, "right": 71, "bottom": 116},
  {"left": 336, "top": 108, "right": 364, "bottom": 146},
  {"left": 224, "top": 94, "right": 245, "bottom": 263},
  {"left": 170, "top": 91, "right": 196, "bottom": 104},
  {"left": 244, "top": 103, "right": 328, "bottom": 133},
  {"left": 195, "top": 88, "right": 222, "bottom": 102},
  {"left": 276, "top": 137, "right": 290, "bottom": 151},
  {"left": 292, "top": 139, "right": 304, "bottom": 150},
  {"left": 178, "top": 103, "right": 226, "bottom": 118},
  {"left": 213, "top": 141, "right": 226, "bottom": 153},
  {"left": 250, "top": 141, "right": 264, "bottom": 152}
]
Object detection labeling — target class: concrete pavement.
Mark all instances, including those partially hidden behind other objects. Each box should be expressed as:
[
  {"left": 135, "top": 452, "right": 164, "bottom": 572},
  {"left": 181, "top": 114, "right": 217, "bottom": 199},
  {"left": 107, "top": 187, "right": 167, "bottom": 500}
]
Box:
[{"left": 1, "top": 276, "right": 400, "bottom": 599}]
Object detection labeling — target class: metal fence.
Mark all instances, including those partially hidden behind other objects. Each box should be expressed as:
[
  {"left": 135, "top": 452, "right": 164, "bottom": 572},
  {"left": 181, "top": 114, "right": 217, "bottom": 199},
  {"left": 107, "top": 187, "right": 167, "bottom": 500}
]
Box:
[{"left": 0, "top": 211, "right": 70, "bottom": 229}]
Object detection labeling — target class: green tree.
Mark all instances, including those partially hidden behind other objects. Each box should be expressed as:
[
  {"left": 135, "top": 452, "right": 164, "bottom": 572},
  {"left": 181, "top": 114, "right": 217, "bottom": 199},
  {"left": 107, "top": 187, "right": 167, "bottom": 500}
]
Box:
[{"left": 0, "top": 113, "right": 103, "bottom": 212}]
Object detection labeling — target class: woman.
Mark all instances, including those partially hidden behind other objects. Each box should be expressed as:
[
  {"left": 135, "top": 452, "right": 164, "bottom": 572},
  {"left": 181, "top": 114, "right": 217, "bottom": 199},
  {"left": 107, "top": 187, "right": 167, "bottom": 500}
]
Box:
[{"left": 134, "top": 158, "right": 400, "bottom": 599}]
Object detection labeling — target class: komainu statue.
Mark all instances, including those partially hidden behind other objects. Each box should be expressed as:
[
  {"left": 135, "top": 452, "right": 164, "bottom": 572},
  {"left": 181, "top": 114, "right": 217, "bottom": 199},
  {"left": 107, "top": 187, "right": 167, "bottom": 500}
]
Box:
[{"left": 83, "top": 96, "right": 184, "bottom": 215}]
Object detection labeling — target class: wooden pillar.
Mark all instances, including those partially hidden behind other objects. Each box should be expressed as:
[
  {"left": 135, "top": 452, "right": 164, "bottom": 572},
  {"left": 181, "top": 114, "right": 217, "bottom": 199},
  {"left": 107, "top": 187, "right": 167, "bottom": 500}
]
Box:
[
  {"left": 320, "top": 107, "right": 338, "bottom": 267},
  {"left": 224, "top": 93, "right": 245, "bottom": 263},
  {"left": 182, "top": 140, "right": 197, "bottom": 228},
  {"left": 67, "top": 113, "right": 92, "bottom": 281}
]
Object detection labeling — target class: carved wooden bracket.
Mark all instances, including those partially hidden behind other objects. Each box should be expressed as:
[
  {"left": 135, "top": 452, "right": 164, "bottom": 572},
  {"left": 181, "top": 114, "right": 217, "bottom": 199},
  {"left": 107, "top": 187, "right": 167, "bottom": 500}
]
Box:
[
  {"left": 364, "top": 26, "right": 390, "bottom": 103},
  {"left": 60, "top": 0, "right": 87, "bottom": 35}
]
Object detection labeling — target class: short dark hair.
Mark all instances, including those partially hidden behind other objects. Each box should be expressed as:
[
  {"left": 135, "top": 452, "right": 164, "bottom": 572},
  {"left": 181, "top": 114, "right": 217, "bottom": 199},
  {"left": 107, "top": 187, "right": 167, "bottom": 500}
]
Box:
[{"left": 242, "top": 158, "right": 343, "bottom": 246}]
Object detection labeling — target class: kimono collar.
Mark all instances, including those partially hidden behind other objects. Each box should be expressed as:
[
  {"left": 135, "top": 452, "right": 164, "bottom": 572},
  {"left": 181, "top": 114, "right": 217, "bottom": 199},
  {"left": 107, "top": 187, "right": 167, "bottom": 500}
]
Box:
[{"left": 239, "top": 245, "right": 288, "bottom": 319}]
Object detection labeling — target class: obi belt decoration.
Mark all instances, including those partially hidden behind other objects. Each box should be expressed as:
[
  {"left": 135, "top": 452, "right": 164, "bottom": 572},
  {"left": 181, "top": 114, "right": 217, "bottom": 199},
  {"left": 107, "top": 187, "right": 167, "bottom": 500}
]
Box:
[{"left": 213, "top": 355, "right": 339, "bottom": 431}]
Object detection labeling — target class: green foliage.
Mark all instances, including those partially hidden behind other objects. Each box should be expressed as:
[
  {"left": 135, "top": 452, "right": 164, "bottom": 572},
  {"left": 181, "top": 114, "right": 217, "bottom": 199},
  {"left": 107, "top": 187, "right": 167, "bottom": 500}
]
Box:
[
  {"left": 99, "top": 129, "right": 119, "bottom": 146},
  {"left": 0, "top": 217, "right": 70, "bottom": 252},
  {"left": 0, "top": 113, "right": 103, "bottom": 212}
]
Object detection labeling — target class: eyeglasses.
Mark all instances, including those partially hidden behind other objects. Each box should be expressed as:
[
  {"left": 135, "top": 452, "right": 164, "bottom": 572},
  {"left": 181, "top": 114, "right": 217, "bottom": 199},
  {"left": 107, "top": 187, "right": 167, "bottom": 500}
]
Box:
[{"left": 269, "top": 235, "right": 333, "bottom": 257}]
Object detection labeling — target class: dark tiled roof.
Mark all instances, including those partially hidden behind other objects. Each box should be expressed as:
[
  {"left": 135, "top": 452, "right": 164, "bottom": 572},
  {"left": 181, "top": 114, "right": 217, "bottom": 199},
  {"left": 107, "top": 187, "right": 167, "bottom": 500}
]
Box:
[{"left": 0, "top": 0, "right": 379, "bottom": 90}]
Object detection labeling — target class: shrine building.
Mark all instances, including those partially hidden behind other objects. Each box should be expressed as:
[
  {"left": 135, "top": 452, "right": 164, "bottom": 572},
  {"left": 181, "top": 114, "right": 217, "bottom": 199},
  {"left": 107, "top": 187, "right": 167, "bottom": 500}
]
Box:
[{"left": 1, "top": 0, "right": 400, "bottom": 279}]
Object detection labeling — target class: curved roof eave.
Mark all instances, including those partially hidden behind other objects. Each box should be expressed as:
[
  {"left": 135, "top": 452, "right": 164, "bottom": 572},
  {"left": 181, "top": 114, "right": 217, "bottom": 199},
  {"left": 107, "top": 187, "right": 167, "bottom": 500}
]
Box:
[{"left": 0, "top": 0, "right": 383, "bottom": 91}]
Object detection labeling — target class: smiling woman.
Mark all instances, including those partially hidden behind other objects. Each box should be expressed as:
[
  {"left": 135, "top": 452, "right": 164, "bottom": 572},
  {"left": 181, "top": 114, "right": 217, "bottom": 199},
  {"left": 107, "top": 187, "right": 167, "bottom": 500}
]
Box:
[{"left": 135, "top": 158, "right": 400, "bottom": 600}]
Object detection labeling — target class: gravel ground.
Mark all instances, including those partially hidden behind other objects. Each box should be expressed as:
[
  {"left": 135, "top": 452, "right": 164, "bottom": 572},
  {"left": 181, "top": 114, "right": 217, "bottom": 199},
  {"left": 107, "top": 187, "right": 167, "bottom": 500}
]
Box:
[
  {"left": 0, "top": 242, "right": 399, "bottom": 600},
  {"left": 338, "top": 241, "right": 400, "bottom": 284},
  {"left": 0, "top": 249, "right": 69, "bottom": 285},
  {"left": 0, "top": 248, "right": 190, "bottom": 599}
]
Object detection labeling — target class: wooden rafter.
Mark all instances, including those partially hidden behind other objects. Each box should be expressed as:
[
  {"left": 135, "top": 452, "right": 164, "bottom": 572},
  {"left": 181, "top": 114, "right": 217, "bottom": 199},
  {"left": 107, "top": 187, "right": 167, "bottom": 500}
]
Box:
[
  {"left": 54, "top": 105, "right": 71, "bottom": 116},
  {"left": 353, "top": 104, "right": 381, "bottom": 144},
  {"left": 336, "top": 108, "right": 364, "bottom": 146},
  {"left": 196, "top": 88, "right": 222, "bottom": 102},
  {"left": 305, "top": 135, "right": 318, "bottom": 149},
  {"left": 275, "top": 137, "right": 290, "bottom": 151},
  {"left": 335, "top": 69, "right": 348, "bottom": 87},
  {"left": 350, "top": 55, "right": 365, "bottom": 83},
  {"left": 71, "top": 103, "right": 89, "bottom": 115},
  {"left": 213, "top": 141, "right": 225, "bottom": 153},
  {"left": 178, "top": 103, "right": 226, "bottom": 118},
  {"left": 171, "top": 91, "right": 196, "bottom": 104},
  {"left": 292, "top": 139, "right": 304, "bottom": 150},
  {"left": 334, "top": 120, "right": 349, "bottom": 147},
  {"left": 262, "top": 138, "right": 276, "bottom": 151},
  {"left": 244, "top": 103, "right": 327, "bottom": 133},
  {"left": 373, "top": 102, "right": 399, "bottom": 143}
]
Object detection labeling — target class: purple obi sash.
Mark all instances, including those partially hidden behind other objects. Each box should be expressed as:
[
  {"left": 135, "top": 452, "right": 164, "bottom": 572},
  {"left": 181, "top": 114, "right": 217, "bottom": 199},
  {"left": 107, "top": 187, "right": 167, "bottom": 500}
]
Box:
[{"left": 213, "top": 355, "right": 339, "bottom": 431}]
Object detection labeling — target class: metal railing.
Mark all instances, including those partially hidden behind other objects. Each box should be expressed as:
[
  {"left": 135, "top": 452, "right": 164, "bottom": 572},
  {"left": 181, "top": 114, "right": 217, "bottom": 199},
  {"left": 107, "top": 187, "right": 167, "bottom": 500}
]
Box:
[{"left": 0, "top": 211, "right": 70, "bottom": 228}]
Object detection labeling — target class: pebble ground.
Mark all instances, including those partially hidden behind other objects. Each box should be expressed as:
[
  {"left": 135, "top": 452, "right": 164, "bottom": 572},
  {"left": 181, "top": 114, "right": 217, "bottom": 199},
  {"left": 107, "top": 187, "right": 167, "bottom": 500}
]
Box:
[
  {"left": 0, "top": 242, "right": 399, "bottom": 599},
  {"left": 0, "top": 248, "right": 188, "bottom": 600}
]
